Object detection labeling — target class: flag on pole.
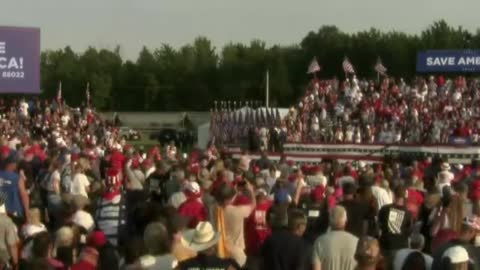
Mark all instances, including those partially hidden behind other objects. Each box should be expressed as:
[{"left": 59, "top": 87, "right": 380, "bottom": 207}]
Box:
[
  {"left": 266, "top": 107, "right": 272, "bottom": 126},
  {"left": 307, "top": 57, "right": 321, "bottom": 74},
  {"left": 342, "top": 57, "right": 355, "bottom": 74},
  {"left": 275, "top": 108, "right": 281, "bottom": 126},
  {"left": 374, "top": 58, "right": 387, "bottom": 76},
  {"left": 56, "top": 81, "right": 63, "bottom": 112},
  {"left": 245, "top": 108, "right": 251, "bottom": 127},
  {"left": 221, "top": 109, "right": 228, "bottom": 143},
  {"left": 209, "top": 109, "right": 217, "bottom": 140},
  {"left": 260, "top": 108, "right": 266, "bottom": 125},
  {"left": 86, "top": 82, "right": 91, "bottom": 107},
  {"left": 270, "top": 107, "right": 276, "bottom": 127},
  {"left": 56, "top": 81, "right": 62, "bottom": 103}
]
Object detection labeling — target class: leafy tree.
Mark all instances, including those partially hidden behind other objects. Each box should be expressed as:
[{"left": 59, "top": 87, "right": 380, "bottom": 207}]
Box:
[{"left": 38, "top": 20, "right": 478, "bottom": 111}]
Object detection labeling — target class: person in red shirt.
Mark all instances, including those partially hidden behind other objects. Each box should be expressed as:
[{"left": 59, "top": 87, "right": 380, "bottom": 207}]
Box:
[
  {"left": 211, "top": 170, "right": 230, "bottom": 197},
  {"left": 470, "top": 179, "right": 480, "bottom": 214},
  {"left": 71, "top": 231, "right": 110, "bottom": 270},
  {"left": 454, "top": 121, "right": 471, "bottom": 138},
  {"left": 406, "top": 182, "right": 425, "bottom": 221},
  {"left": 246, "top": 188, "right": 272, "bottom": 257},
  {"left": 232, "top": 176, "right": 252, "bottom": 206},
  {"left": 108, "top": 147, "right": 126, "bottom": 172},
  {"left": 178, "top": 181, "right": 207, "bottom": 228},
  {"left": 148, "top": 145, "right": 162, "bottom": 161}
]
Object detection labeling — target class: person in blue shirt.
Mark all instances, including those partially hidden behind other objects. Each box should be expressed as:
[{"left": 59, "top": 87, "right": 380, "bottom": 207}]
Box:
[{"left": 0, "top": 154, "right": 30, "bottom": 225}]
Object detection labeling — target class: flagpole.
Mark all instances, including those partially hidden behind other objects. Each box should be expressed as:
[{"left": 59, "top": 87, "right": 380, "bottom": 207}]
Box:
[
  {"left": 86, "top": 81, "right": 90, "bottom": 108},
  {"left": 266, "top": 69, "right": 270, "bottom": 108},
  {"left": 58, "top": 80, "right": 63, "bottom": 112}
]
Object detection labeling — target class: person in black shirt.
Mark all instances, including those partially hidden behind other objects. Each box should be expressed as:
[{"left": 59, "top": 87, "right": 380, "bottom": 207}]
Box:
[
  {"left": 378, "top": 185, "right": 413, "bottom": 256},
  {"left": 178, "top": 221, "right": 240, "bottom": 270},
  {"left": 340, "top": 182, "right": 374, "bottom": 238},
  {"left": 261, "top": 209, "right": 310, "bottom": 270},
  {"left": 145, "top": 161, "right": 170, "bottom": 204},
  {"left": 256, "top": 151, "right": 272, "bottom": 171},
  {"left": 302, "top": 187, "right": 329, "bottom": 244}
]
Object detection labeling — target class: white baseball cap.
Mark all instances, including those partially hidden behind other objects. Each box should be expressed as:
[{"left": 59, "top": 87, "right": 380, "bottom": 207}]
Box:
[{"left": 442, "top": 245, "right": 469, "bottom": 264}]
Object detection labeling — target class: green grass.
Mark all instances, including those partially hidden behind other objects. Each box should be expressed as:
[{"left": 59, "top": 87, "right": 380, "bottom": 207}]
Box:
[
  {"left": 128, "top": 136, "right": 158, "bottom": 150},
  {"left": 127, "top": 132, "right": 194, "bottom": 153}
]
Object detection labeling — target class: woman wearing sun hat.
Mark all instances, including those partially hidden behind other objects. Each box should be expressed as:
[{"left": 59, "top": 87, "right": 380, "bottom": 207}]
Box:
[{"left": 177, "top": 221, "right": 241, "bottom": 270}]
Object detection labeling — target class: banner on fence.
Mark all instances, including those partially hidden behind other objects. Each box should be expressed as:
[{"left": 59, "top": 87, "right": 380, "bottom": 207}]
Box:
[
  {"left": 417, "top": 50, "right": 480, "bottom": 73},
  {"left": 227, "top": 143, "right": 480, "bottom": 164},
  {"left": 0, "top": 26, "right": 40, "bottom": 94}
]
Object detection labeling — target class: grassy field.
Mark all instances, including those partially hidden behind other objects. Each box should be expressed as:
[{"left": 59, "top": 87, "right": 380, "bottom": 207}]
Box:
[
  {"left": 128, "top": 136, "right": 158, "bottom": 150},
  {"left": 128, "top": 132, "right": 158, "bottom": 150},
  {"left": 127, "top": 131, "right": 195, "bottom": 154}
]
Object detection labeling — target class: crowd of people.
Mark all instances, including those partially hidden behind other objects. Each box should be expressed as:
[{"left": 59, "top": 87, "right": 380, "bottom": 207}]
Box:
[
  {"left": 286, "top": 75, "right": 480, "bottom": 144},
  {"left": 0, "top": 97, "right": 479, "bottom": 270},
  {"left": 212, "top": 75, "right": 480, "bottom": 151}
]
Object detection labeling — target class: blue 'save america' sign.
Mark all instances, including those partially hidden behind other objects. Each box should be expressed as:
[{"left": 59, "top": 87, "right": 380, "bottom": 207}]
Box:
[{"left": 417, "top": 50, "right": 480, "bottom": 73}]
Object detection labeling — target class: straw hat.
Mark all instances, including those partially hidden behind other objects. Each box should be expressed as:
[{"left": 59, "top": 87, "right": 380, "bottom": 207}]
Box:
[
  {"left": 441, "top": 162, "right": 451, "bottom": 171},
  {"left": 182, "top": 222, "right": 219, "bottom": 252}
]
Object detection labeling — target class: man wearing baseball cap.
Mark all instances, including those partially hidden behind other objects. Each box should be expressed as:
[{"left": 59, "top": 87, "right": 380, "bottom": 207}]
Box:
[
  {"left": 94, "top": 168, "right": 128, "bottom": 247},
  {"left": 431, "top": 214, "right": 480, "bottom": 270}
]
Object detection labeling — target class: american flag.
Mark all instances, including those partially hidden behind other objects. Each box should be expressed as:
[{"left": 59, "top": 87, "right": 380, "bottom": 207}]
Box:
[
  {"left": 248, "top": 108, "right": 254, "bottom": 126},
  {"left": 56, "top": 81, "right": 63, "bottom": 112},
  {"left": 209, "top": 109, "right": 217, "bottom": 139},
  {"left": 233, "top": 110, "right": 238, "bottom": 126},
  {"left": 244, "top": 108, "right": 250, "bottom": 127},
  {"left": 86, "top": 82, "right": 91, "bottom": 107},
  {"left": 241, "top": 110, "right": 248, "bottom": 137},
  {"left": 374, "top": 58, "right": 387, "bottom": 75},
  {"left": 275, "top": 108, "right": 281, "bottom": 125},
  {"left": 342, "top": 57, "right": 355, "bottom": 74},
  {"left": 226, "top": 109, "right": 233, "bottom": 143},
  {"left": 307, "top": 57, "right": 321, "bottom": 74},
  {"left": 56, "top": 81, "right": 62, "bottom": 104},
  {"left": 221, "top": 109, "right": 229, "bottom": 143},
  {"left": 270, "top": 107, "right": 276, "bottom": 127},
  {"left": 266, "top": 107, "right": 272, "bottom": 126},
  {"left": 260, "top": 108, "right": 266, "bottom": 125}
]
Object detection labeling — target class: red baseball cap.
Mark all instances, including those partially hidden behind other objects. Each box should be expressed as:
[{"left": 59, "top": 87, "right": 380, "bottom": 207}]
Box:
[{"left": 87, "top": 230, "right": 107, "bottom": 248}]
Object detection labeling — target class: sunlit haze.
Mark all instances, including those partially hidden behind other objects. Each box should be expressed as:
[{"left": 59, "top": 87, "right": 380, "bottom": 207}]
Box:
[{"left": 1, "top": 0, "right": 479, "bottom": 59}]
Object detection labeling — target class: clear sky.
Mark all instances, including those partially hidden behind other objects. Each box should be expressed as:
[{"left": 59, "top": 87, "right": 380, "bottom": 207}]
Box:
[{"left": 1, "top": 0, "right": 478, "bottom": 60}]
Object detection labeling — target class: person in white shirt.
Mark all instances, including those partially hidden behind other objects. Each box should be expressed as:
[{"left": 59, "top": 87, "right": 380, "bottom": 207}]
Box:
[
  {"left": 371, "top": 181, "right": 393, "bottom": 210},
  {"left": 19, "top": 100, "right": 29, "bottom": 118},
  {"left": 71, "top": 163, "right": 90, "bottom": 199},
  {"left": 437, "top": 163, "right": 454, "bottom": 193},
  {"left": 60, "top": 113, "right": 70, "bottom": 127},
  {"left": 8, "top": 135, "right": 21, "bottom": 150}
]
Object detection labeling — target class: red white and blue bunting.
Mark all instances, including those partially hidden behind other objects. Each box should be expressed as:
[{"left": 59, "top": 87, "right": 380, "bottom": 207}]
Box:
[{"left": 227, "top": 143, "right": 480, "bottom": 164}]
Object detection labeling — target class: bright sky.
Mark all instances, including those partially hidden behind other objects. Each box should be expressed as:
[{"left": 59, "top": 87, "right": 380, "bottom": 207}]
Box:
[{"left": 1, "top": 0, "right": 478, "bottom": 60}]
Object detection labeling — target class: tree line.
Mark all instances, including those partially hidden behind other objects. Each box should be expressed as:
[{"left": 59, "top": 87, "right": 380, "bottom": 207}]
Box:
[{"left": 39, "top": 20, "right": 480, "bottom": 111}]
